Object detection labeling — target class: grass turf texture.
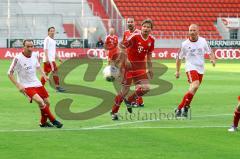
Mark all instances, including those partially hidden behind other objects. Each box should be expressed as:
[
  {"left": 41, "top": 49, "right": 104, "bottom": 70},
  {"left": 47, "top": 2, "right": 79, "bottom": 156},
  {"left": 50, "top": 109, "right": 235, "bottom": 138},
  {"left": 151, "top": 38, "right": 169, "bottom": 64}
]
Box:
[{"left": 0, "top": 59, "right": 240, "bottom": 159}]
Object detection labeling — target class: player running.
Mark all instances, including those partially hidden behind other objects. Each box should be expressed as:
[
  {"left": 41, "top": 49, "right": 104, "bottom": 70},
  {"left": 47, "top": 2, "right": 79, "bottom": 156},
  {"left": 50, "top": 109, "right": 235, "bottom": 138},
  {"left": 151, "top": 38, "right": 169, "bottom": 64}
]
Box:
[
  {"left": 121, "top": 17, "right": 144, "bottom": 108},
  {"left": 175, "top": 24, "right": 216, "bottom": 118},
  {"left": 104, "top": 27, "right": 119, "bottom": 66},
  {"left": 8, "top": 39, "right": 63, "bottom": 128},
  {"left": 41, "top": 26, "right": 65, "bottom": 92},
  {"left": 111, "top": 19, "right": 155, "bottom": 120}
]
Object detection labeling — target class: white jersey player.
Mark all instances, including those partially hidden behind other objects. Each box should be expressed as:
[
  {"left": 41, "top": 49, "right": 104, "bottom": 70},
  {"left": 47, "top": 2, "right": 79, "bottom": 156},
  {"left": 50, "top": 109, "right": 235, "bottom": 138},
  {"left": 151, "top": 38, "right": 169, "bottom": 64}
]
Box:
[
  {"left": 41, "top": 26, "right": 65, "bottom": 92},
  {"left": 8, "top": 39, "right": 63, "bottom": 128},
  {"left": 178, "top": 36, "right": 212, "bottom": 74},
  {"left": 175, "top": 24, "right": 216, "bottom": 117}
]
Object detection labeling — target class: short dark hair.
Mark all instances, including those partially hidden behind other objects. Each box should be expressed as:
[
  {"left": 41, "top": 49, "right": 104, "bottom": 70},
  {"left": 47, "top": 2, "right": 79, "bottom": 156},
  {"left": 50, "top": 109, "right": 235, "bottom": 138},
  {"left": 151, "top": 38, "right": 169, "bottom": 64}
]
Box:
[
  {"left": 23, "top": 39, "right": 33, "bottom": 46},
  {"left": 141, "top": 19, "right": 153, "bottom": 29},
  {"left": 48, "top": 26, "right": 55, "bottom": 32},
  {"left": 127, "top": 17, "right": 135, "bottom": 21}
]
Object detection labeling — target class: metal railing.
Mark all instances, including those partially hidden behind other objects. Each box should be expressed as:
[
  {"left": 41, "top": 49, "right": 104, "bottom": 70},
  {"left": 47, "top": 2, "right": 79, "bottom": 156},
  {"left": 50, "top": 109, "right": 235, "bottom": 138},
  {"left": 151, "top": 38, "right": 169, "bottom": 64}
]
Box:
[{"left": 100, "top": 0, "right": 125, "bottom": 37}]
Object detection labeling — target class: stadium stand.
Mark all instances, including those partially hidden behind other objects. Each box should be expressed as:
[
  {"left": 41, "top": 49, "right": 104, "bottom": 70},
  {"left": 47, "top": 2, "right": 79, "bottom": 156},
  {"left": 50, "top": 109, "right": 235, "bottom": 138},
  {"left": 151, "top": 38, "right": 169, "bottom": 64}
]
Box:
[
  {"left": 114, "top": 0, "right": 240, "bottom": 39},
  {"left": 0, "top": 0, "right": 93, "bottom": 39},
  {"left": 63, "top": 24, "right": 81, "bottom": 38},
  {"left": 87, "top": 0, "right": 109, "bottom": 19},
  {"left": 0, "top": 0, "right": 239, "bottom": 48}
]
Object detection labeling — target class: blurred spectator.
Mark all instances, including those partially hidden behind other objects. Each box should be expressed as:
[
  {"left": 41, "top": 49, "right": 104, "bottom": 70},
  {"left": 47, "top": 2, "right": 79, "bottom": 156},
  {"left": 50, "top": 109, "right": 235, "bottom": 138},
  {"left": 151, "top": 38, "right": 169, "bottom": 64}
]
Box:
[{"left": 96, "top": 37, "right": 104, "bottom": 48}]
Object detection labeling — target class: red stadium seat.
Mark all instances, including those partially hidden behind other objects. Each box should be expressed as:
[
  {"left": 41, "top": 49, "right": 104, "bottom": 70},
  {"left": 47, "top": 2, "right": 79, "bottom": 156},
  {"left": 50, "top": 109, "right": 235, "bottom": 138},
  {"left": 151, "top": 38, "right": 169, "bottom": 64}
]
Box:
[
  {"left": 114, "top": 0, "right": 240, "bottom": 39},
  {"left": 63, "top": 24, "right": 80, "bottom": 38}
]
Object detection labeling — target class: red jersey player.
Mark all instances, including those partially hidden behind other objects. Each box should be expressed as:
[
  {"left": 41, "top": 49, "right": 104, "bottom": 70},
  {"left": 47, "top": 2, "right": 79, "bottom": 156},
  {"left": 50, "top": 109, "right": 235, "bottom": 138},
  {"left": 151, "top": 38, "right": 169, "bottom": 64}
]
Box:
[
  {"left": 8, "top": 39, "right": 63, "bottom": 128},
  {"left": 111, "top": 19, "right": 155, "bottom": 120},
  {"left": 122, "top": 18, "right": 144, "bottom": 108},
  {"left": 122, "top": 18, "right": 140, "bottom": 43},
  {"left": 175, "top": 24, "right": 216, "bottom": 118},
  {"left": 228, "top": 97, "right": 240, "bottom": 132},
  {"left": 104, "top": 27, "right": 119, "bottom": 65}
]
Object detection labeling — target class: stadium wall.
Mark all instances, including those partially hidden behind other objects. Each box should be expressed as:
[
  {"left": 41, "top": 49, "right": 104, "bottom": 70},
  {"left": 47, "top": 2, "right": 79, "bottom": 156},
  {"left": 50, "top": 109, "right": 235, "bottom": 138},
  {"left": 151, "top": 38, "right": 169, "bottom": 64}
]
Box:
[{"left": 0, "top": 48, "right": 239, "bottom": 60}]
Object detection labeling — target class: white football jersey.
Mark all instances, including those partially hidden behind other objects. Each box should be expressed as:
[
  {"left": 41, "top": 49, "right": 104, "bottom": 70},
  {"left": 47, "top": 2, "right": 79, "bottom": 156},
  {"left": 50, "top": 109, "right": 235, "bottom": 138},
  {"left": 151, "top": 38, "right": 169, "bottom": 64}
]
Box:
[
  {"left": 43, "top": 36, "right": 56, "bottom": 62},
  {"left": 8, "top": 53, "right": 42, "bottom": 88},
  {"left": 178, "top": 36, "right": 211, "bottom": 74}
]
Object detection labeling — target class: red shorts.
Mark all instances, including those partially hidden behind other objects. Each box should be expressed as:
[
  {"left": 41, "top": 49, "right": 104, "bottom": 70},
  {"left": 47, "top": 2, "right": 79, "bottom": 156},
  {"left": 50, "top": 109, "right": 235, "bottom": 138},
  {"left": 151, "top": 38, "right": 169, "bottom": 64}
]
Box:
[
  {"left": 238, "top": 96, "right": 240, "bottom": 101},
  {"left": 186, "top": 70, "right": 203, "bottom": 83},
  {"left": 122, "top": 69, "right": 148, "bottom": 86},
  {"left": 44, "top": 61, "right": 58, "bottom": 73},
  {"left": 107, "top": 48, "right": 118, "bottom": 61},
  {"left": 24, "top": 86, "right": 49, "bottom": 102}
]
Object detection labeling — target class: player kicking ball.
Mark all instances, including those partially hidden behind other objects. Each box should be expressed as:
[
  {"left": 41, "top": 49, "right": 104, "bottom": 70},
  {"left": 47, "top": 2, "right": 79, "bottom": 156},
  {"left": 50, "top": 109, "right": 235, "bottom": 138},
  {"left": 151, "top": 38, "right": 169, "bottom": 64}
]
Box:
[
  {"left": 175, "top": 24, "right": 216, "bottom": 118},
  {"left": 122, "top": 17, "right": 144, "bottom": 108},
  {"left": 8, "top": 39, "right": 63, "bottom": 128},
  {"left": 228, "top": 96, "right": 240, "bottom": 132},
  {"left": 111, "top": 19, "right": 155, "bottom": 120}
]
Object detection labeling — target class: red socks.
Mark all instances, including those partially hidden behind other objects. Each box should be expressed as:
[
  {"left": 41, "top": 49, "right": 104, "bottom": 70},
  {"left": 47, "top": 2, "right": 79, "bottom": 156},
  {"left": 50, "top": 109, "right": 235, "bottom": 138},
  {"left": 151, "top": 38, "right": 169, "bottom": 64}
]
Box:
[
  {"left": 128, "top": 87, "right": 144, "bottom": 103},
  {"left": 40, "top": 109, "right": 48, "bottom": 124},
  {"left": 41, "top": 73, "right": 48, "bottom": 86},
  {"left": 41, "top": 76, "right": 46, "bottom": 86},
  {"left": 112, "top": 95, "right": 124, "bottom": 113},
  {"left": 233, "top": 108, "right": 240, "bottom": 127},
  {"left": 178, "top": 92, "right": 194, "bottom": 110},
  {"left": 53, "top": 75, "right": 60, "bottom": 86},
  {"left": 41, "top": 75, "right": 59, "bottom": 86},
  {"left": 40, "top": 105, "right": 56, "bottom": 122},
  {"left": 136, "top": 96, "right": 143, "bottom": 105}
]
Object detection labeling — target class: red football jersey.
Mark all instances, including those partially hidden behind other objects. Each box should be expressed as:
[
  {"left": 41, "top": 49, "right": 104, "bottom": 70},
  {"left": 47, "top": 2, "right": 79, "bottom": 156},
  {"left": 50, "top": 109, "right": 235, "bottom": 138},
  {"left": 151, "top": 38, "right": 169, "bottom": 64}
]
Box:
[
  {"left": 122, "top": 29, "right": 141, "bottom": 43},
  {"left": 104, "top": 35, "right": 118, "bottom": 50},
  {"left": 123, "top": 33, "right": 155, "bottom": 70}
]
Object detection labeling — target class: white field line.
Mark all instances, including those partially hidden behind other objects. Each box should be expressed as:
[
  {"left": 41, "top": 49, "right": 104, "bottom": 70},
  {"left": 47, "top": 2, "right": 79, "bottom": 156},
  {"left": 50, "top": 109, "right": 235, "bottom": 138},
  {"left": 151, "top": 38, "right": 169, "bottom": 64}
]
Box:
[
  {"left": 0, "top": 113, "right": 232, "bottom": 133},
  {"left": 83, "top": 113, "right": 232, "bottom": 130},
  {"left": 0, "top": 125, "right": 229, "bottom": 133}
]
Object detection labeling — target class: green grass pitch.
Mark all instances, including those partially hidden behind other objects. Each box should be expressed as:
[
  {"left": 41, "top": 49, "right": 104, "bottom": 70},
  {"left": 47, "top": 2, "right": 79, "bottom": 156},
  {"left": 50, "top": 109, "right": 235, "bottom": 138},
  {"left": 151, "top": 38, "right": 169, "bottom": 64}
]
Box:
[{"left": 0, "top": 59, "right": 240, "bottom": 159}]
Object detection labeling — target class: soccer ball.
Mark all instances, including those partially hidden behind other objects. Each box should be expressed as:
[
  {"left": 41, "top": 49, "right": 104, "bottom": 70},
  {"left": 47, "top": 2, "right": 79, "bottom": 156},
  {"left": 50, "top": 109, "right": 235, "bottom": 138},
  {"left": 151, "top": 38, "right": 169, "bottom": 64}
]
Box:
[{"left": 103, "top": 65, "right": 120, "bottom": 82}]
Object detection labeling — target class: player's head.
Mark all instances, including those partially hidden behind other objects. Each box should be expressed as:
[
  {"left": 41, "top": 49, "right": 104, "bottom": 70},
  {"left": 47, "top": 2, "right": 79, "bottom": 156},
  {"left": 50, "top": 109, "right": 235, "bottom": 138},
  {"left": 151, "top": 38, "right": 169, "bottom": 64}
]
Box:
[
  {"left": 141, "top": 19, "right": 153, "bottom": 36},
  {"left": 23, "top": 39, "right": 34, "bottom": 54},
  {"left": 48, "top": 26, "right": 55, "bottom": 38},
  {"left": 109, "top": 27, "right": 115, "bottom": 35},
  {"left": 127, "top": 17, "right": 135, "bottom": 31},
  {"left": 188, "top": 24, "right": 199, "bottom": 40}
]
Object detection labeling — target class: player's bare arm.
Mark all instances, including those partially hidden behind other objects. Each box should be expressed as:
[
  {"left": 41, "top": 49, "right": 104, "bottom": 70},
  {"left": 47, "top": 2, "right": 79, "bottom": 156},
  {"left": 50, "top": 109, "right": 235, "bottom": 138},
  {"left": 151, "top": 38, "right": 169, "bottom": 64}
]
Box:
[
  {"left": 44, "top": 49, "right": 49, "bottom": 63},
  {"left": 147, "top": 53, "right": 153, "bottom": 79},
  {"left": 175, "top": 57, "right": 181, "bottom": 78},
  {"left": 56, "top": 51, "right": 63, "bottom": 63},
  {"left": 44, "top": 37, "right": 49, "bottom": 63},
  {"left": 118, "top": 42, "right": 131, "bottom": 69},
  {"left": 8, "top": 73, "right": 25, "bottom": 94},
  {"left": 37, "top": 66, "right": 49, "bottom": 81},
  {"left": 209, "top": 51, "right": 216, "bottom": 67},
  {"left": 115, "top": 49, "right": 124, "bottom": 67}
]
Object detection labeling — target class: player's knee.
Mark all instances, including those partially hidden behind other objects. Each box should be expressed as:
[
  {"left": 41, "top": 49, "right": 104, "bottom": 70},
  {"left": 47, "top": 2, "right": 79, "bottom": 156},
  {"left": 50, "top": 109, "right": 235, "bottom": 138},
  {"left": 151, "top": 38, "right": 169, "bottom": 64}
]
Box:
[
  {"left": 121, "top": 83, "right": 130, "bottom": 90},
  {"left": 192, "top": 82, "right": 200, "bottom": 91},
  {"left": 193, "top": 85, "right": 199, "bottom": 91},
  {"left": 237, "top": 102, "right": 240, "bottom": 111},
  {"left": 36, "top": 99, "right": 45, "bottom": 108},
  {"left": 52, "top": 71, "right": 58, "bottom": 75},
  {"left": 142, "top": 85, "right": 150, "bottom": 94},
  {"left": 44, "top": 100, "right": 50, "bottom": 106},
  {"left": 237, "top": 106, "right": 240, "bottom": 112}
]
